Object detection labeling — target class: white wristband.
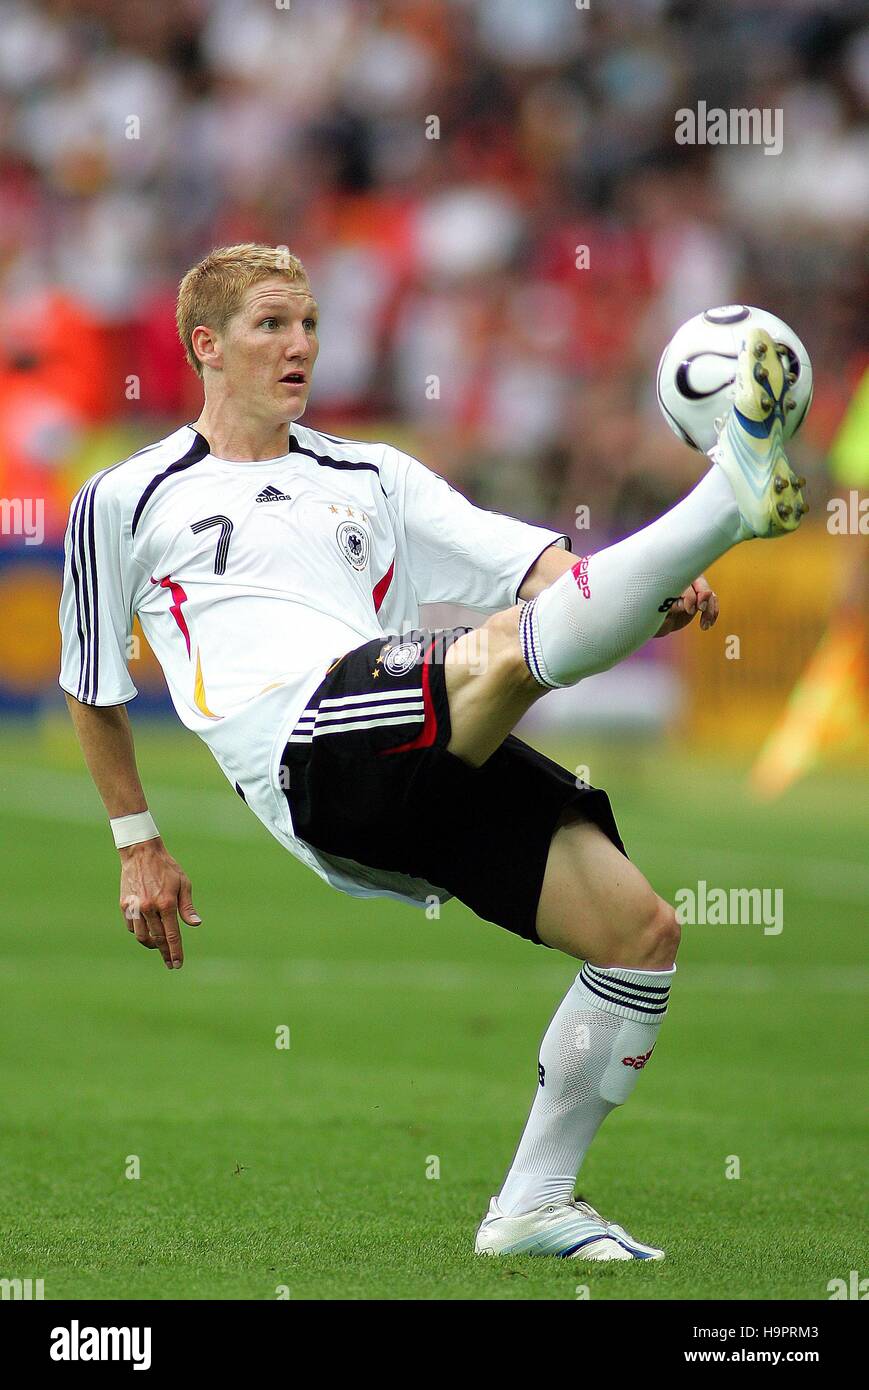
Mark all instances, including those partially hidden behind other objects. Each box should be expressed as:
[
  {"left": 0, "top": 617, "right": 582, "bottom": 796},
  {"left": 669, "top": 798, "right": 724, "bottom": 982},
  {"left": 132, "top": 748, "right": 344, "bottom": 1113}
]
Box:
[{"left": 110, "top": 811, "right": 160, "bottom": 849}]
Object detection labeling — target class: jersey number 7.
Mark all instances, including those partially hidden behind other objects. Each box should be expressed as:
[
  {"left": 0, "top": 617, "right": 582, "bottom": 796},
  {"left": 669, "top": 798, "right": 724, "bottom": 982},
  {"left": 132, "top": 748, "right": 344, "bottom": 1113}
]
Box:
[{"left": 191, "top": 515, "right": 234, "bottom": 575}]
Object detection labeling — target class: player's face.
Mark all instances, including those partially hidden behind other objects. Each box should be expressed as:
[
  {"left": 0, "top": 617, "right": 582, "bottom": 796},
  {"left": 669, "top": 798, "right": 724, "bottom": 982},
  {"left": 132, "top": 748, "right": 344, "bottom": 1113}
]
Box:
[{"left": 223, "top": 277, "right": 320, "bottom": 421}]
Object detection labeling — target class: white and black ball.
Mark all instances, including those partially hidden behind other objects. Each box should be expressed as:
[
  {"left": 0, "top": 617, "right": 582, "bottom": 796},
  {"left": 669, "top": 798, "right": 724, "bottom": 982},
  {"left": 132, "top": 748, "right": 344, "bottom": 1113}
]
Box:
[{"left": 656, "top": 304, "right": 813, "bottom": 453}]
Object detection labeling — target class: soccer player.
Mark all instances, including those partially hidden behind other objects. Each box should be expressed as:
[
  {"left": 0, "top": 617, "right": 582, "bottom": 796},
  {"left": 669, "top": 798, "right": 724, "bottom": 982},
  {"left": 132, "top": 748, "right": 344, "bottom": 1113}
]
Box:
[{"left": 59, "top": 244, "right": 807, "bottom": 1261}]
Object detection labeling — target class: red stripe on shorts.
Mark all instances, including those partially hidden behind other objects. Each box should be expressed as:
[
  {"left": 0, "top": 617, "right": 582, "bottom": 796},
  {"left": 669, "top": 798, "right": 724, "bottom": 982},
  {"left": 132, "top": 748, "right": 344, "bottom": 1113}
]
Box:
[{"left": 378, "top": 637, "right": 439, "bottom": 754}]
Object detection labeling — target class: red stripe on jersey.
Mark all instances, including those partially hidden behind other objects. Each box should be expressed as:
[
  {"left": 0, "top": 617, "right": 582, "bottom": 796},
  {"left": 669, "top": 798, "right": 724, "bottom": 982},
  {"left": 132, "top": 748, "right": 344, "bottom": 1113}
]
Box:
[
  {"left": 378, "top": 637, "right": 439, "bottom": 755},
  {"left": 152, "top": 575, "right": 191, "bottom": 656},
  {"left": 372, "top": 557, "right": 395, "bottom": 614}
]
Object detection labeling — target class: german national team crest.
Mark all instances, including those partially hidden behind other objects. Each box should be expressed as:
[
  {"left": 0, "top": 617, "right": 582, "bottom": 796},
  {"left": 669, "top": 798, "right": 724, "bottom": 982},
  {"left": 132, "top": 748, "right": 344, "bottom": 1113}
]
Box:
[
  {"left": 383, "top": 640, "right": 422, "bottom": 676},
  {"left": 336, "top": 520, "right": 369, "bottom": 570}
]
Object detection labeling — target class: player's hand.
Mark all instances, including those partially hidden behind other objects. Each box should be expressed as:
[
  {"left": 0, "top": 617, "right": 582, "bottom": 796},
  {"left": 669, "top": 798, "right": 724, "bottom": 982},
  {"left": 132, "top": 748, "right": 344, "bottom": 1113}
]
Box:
[
  {"left": 653, "top": 576, "right": 719, "bottom": 638},
  {"left": 118, "top": 840, "right": 202, "bottom": 969}
]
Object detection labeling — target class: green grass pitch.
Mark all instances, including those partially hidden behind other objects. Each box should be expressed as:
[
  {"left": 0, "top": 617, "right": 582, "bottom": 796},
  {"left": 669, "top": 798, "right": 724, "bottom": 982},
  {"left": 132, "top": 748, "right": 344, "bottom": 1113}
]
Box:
[{"left": 0, "top": 717, "right": 865, "bottom": 1301}]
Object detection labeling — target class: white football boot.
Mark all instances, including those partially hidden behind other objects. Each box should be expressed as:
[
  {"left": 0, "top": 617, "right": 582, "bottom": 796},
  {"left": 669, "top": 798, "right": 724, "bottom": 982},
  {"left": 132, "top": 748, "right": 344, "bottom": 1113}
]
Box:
[
  {"left": 474, "top": 1195, "right": 665, "bottom": 1261},
  {"left": 710, "top": 326, "right": 808, "bottom": 540}
]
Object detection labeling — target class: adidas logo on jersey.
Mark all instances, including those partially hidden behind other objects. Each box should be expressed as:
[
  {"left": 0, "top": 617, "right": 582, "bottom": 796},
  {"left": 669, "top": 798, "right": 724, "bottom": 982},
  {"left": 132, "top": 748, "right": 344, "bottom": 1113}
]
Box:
[{"left": 255, "top": 485, "right": 292, "bottom": 503}]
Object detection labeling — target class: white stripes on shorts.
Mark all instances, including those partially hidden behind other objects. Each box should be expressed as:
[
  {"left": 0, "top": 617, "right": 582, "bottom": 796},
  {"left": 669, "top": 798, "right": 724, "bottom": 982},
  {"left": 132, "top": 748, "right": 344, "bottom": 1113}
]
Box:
[{"left": 285, "top": 687, "right": 426, "bottom": 743}]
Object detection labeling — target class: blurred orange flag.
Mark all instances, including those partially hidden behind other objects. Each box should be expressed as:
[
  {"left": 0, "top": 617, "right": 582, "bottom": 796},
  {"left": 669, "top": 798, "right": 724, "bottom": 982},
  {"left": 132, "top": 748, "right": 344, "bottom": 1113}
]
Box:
[
  {"left": 750, "top": 366, "right": 869, "bottom": 798},
  {"left": 750, "top": 617, "right": 868, "bottom": 798}
]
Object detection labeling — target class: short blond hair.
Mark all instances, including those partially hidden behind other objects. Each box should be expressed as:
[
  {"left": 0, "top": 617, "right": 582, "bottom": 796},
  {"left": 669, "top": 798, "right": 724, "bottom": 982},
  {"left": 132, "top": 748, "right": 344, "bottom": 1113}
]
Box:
[{"left": 176, "top": 243, "right": 310, "bottom": 378}]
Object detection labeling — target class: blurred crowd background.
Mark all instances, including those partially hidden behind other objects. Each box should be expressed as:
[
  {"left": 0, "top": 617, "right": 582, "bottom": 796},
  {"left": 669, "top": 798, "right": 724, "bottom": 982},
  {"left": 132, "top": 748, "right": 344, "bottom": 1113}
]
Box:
[{"left": 0, "top": 0, "right": 866, "bottom": 749}]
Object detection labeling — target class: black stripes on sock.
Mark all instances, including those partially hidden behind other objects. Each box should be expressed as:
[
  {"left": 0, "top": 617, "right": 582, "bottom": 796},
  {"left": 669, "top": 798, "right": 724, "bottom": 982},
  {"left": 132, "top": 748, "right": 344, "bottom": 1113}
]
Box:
[
  {"left": 579, "top": 963, "right": 671, "bottom": 1018},
  {"left": 519, "top": 596, "right": 557, "bottom": 689}
]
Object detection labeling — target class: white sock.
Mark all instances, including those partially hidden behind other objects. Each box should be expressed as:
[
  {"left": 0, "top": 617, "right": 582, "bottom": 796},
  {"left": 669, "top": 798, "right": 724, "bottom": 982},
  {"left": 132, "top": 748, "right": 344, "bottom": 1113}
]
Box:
[
  {"left": 520, "top": 464, "right": 742, "bottom": 687},
  {"left": 497, "top": 962, "right": 675, "bottom": 1216}
]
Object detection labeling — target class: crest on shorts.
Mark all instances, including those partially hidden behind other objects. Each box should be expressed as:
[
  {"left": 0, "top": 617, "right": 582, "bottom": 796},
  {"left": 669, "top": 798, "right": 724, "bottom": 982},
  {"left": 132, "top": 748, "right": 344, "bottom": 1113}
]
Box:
[
  {"left": 336, "top": 520, "right": 369, "bottom": 570},
  {"left": 383, "top": 640, "right": 422, "bottom": 676}
]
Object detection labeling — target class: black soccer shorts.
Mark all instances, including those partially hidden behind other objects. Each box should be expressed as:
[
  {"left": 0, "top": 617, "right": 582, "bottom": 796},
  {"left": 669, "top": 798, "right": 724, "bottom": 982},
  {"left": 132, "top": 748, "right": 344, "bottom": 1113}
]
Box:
[{"left": 279, "top": 627, "right": 627, "bottom": 944}]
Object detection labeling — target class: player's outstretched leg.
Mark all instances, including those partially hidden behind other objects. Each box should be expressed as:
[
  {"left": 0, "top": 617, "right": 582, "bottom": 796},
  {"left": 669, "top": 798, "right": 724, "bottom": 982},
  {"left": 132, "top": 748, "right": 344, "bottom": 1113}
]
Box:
[
  {"left": 521, "top": 326, "right": 807, "bottom": 689},
  {"left": 711, "top": 325, "right": 808, "bottom": 540}
]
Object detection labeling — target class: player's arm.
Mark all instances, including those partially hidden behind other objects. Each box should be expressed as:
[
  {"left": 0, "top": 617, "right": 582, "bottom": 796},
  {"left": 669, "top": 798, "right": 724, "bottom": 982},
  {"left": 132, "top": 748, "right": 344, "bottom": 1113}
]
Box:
[
  {"left": 64, "top": 695, "right": 201, "bottom": 970},
  {"left": 385, "top": 444, "right": 719, "bottom": 632},
  {"left": 384, "top": 445, "right": 571, "bottom": 611},
  {"left": 519, "top": 546, "right": 719, "bottom": 636},
  {"left": 59, "top": 474, "right": 200, "bottom": 970}
]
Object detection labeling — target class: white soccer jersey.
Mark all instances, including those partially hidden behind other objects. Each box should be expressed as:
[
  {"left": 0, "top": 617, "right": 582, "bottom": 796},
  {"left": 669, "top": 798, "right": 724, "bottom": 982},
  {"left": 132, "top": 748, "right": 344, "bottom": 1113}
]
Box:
[{"left": 59, "top": 422, "right": 570, "bottom": 908}]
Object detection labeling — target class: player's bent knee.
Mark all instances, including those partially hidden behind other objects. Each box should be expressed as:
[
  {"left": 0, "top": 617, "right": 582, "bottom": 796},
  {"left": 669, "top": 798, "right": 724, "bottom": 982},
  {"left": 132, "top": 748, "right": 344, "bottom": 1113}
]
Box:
[
  {"left": 637, "top": 895, "right": 681, "bottom": 967},
  {"left": 447, "top": 606, "right": 539, "bottom": 696},
  {"left": 485, "top": 606, "right": 542, "bottom": 694}
]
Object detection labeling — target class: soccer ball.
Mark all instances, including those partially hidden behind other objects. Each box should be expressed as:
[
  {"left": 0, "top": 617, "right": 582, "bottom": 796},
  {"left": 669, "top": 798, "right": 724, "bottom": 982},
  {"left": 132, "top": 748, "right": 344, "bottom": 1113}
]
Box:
[{"left": 656, "top": 304, "right": 813, "bottom": 453}]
